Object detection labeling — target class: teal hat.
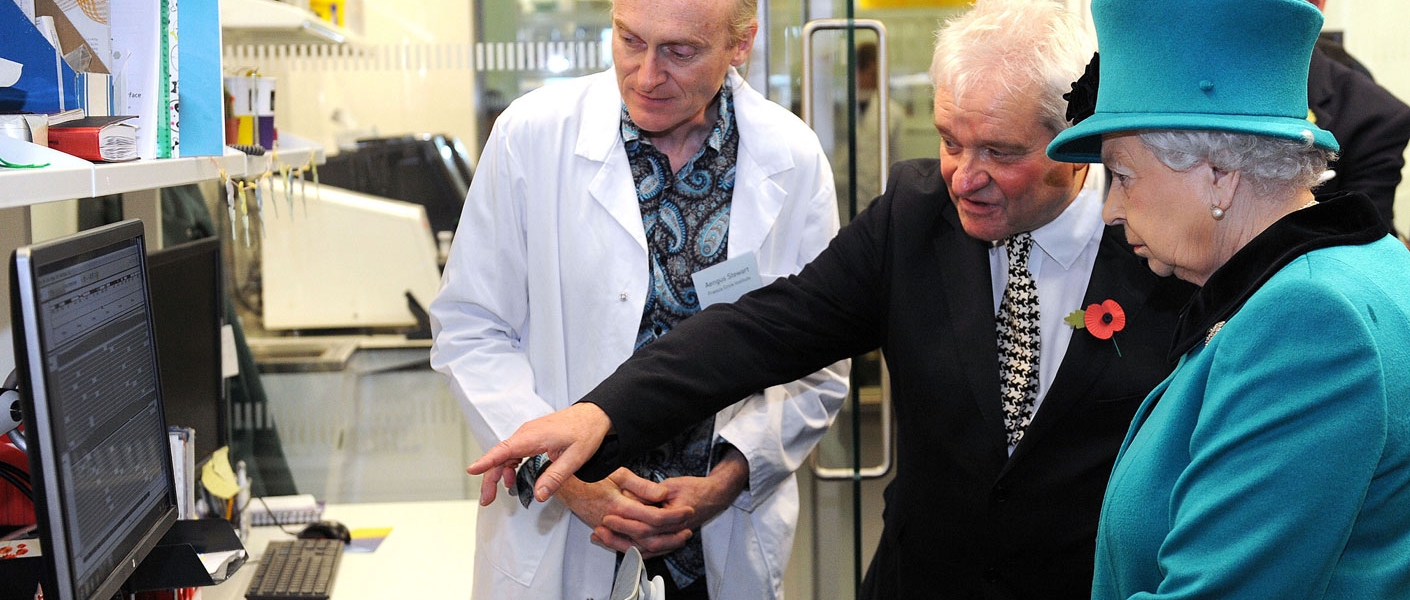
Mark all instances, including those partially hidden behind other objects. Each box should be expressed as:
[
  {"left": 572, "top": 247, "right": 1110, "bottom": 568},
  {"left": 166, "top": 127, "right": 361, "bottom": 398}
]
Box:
[{"left": 1047, "top": 0, "right": 1339, "bottom": 163}]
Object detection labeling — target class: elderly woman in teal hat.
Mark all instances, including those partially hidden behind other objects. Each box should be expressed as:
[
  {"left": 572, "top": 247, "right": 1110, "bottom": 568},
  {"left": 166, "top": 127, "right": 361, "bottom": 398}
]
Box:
[{"left": 1047, "top": 0, "right": 1410, "bottom": 598}]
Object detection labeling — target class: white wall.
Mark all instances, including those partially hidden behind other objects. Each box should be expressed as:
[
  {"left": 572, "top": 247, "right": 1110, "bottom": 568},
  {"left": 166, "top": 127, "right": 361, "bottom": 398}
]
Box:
[
  {"left": 223, "top": 0, "right": 478, "bottom": 154},
  {"left": 1063, "top": 0, "right": 1410, "bottom": 237}
]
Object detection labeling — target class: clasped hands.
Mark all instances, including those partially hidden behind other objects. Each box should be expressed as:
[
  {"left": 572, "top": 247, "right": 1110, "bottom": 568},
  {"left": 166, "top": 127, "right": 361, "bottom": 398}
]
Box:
[{"left": 467, "top": 403, "right": 748, "bottom": 557}]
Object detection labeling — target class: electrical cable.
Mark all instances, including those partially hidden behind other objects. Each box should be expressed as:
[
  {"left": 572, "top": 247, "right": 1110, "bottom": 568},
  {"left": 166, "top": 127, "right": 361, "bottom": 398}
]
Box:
[
  {"left": 0, "top": 466, "right": 31, "bottom": 500},
  {"left": 0, "top": 461, "right": 27, "bottom": 485},
  {"left": 255, "top": 495, "right": 303, "bottom": 537}
]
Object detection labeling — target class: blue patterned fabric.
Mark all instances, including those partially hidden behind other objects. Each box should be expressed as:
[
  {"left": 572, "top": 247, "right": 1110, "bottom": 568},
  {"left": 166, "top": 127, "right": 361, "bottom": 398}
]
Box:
[{"left": 619, "top": 85, "right": 739, "bottom": 590}]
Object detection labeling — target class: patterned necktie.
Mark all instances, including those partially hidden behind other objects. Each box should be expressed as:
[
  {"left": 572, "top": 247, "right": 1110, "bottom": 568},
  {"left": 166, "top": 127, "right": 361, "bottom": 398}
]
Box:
[{"left": 997, "top": 233, "right": 1040, "bottom": 447}]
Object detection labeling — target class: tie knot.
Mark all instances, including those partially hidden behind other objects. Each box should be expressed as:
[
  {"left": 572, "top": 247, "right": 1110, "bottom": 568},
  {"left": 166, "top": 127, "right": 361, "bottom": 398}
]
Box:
[{"left": 1006, "top": 233, "right": 1034, "bottom": 266}]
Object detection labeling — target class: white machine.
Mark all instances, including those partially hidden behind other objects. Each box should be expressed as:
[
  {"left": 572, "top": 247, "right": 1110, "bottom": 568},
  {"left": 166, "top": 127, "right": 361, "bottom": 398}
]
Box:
[{"left": 259, "top": 184, "right": 443, "bottom": 331}]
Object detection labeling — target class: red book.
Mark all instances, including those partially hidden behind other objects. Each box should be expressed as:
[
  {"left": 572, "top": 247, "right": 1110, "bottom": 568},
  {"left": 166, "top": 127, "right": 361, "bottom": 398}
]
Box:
[{"left": 47, "top": 115, "right": 139, "bottom": 162}]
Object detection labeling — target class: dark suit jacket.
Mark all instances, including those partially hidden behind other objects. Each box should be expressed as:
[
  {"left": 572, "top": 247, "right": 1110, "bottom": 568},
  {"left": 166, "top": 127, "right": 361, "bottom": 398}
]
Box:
[
  {"left": 1308, "top": 46, "right": 1410, "bottom": 235},
  {"left": 578, "top": 159, "right": 1193, "bottom": 599}
]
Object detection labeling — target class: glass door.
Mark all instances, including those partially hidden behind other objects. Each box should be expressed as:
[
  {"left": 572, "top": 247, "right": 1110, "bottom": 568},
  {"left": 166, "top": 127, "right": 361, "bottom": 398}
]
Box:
[
  {"left": 792, "top": 20, "right": 895, "bottom": 600},
  {"left": 754, "top": 2, "right": 966, "bottom": 598}
]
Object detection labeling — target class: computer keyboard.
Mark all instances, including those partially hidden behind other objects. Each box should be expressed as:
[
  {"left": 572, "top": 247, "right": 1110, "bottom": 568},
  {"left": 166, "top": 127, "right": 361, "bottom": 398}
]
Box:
[{"left": 245, "top": 539, "right": 344, "bottom": 600}]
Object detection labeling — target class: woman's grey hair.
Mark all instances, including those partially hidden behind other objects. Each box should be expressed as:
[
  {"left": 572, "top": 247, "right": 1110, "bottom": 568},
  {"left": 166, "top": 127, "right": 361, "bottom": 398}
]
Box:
[
  {"left": 1137, "top": 130, "right": 1334, "bottom": 196},
  {"left": 929, "top": 0, "right": 1095, "bottom": 136}
]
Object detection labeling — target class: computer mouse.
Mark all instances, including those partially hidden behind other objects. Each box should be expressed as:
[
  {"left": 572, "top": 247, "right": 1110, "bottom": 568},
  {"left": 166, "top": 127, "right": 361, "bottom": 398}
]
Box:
[{"left": 297, "top": 520, "right": 351, "bottom": 544}]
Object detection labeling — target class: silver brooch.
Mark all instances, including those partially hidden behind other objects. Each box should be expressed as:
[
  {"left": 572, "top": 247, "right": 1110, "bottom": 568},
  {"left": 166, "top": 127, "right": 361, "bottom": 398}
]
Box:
[{"left": 1204, "top": 321, "right": 1225, "bottom": 347}]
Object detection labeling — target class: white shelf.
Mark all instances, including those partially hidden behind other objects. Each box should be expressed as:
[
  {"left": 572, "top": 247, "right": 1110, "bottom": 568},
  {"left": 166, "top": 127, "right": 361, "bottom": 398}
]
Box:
[
  {"left": 244, "top": 132, "right": 328, "bottom": 176},
  {"left": 0, "top": 135, "right": 326, "bottom": 209},
  {"left": 220, "top": 0, "right": 358, "bottom": 45},
  {"left": 0, "top": 137, "right": 96, "bottom": 206}
]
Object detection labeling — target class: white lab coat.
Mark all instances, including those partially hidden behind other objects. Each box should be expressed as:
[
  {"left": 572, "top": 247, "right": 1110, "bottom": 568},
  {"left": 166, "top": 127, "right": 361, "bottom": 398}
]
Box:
[
  {"left": 430, "top": 68, "right": 850, "bottom": 600},
  {"left": 833, "top": 90, "right": 904, "bottom": 216}
]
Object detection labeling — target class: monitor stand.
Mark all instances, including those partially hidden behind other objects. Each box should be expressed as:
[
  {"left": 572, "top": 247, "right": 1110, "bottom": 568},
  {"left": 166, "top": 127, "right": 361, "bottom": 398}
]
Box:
[{"left": 0, "top": 519, "right": 246, "bottom": 598}]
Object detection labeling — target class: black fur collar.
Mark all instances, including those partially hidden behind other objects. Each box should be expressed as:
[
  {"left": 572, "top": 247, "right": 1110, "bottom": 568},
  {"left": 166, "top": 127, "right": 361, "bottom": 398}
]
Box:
[{"left": 1169, "top": 192, "right": 1387, "bottom": 359}]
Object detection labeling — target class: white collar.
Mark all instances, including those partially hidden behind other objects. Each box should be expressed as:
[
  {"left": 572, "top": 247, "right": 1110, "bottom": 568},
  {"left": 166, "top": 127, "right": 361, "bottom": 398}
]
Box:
[{"left": 1029, "top": 188, "right": 1104, "bottom": 269}]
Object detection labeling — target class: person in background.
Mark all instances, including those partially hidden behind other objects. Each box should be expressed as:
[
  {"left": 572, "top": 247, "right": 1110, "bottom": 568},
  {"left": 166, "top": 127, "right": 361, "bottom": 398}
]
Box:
[
  {"left": 468, "top": 1, "right": 1195, "bottom": 598},
  {"left": 1044, "top": 0, "right": 1410, "bottom": 597},
  {"left": 427, "top": 0, "right": 849, "bottom": 596},
  {"left": 1304, "top": 0, "right": 1410, "bottom": 237},
  {"left": 834, "top": 40, "right": 904, "bottom": 222}
]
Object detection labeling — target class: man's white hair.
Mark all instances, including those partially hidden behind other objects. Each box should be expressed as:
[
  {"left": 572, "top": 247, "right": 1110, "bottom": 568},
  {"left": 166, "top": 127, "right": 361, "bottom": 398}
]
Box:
[{"left": 929, "top": 0, "right": 1095, "bottom": 136}]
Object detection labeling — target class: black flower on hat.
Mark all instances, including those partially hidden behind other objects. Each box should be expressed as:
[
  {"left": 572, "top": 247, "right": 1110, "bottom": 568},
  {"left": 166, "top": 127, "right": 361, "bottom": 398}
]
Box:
[{"left": 1064, "top": 52, "right": 1100, "bottom": 126}]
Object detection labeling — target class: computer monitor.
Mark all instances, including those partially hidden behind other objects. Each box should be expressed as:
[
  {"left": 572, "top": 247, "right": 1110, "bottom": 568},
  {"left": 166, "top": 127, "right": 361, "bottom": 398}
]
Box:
[
  {"left": 9, "top": 219, "right": 178, "bottom": 600},
  {"left": 147, "top": 237, "right": 228, "bottom": 467}
]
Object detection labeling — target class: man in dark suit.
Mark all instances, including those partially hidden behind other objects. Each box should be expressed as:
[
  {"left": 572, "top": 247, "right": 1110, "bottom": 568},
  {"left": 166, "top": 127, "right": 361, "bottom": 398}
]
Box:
[
  {"left": 1306, "top": 45, "right": 1410, "bottom": 236},
  {"left": 1303, "top": 0, "right": 1410, "bottom": 237},
  {"left": 471, "top": 1, "right": 1194, "bottom": 598}
]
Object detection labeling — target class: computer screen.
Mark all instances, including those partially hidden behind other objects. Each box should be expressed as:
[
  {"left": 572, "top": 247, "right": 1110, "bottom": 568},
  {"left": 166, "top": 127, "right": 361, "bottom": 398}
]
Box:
[
  {"left": 10, "top": 219, "right": 178, "bottom": 600},
  {"left": 147, "top": 237, "right": 228, "bottom": 466}
]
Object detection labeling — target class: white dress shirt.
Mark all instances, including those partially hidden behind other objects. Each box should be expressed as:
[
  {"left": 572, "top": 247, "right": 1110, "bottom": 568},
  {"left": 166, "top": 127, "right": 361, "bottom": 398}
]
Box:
[{"left": 989, "top": 187, "right": 1105, "bottom": 448}]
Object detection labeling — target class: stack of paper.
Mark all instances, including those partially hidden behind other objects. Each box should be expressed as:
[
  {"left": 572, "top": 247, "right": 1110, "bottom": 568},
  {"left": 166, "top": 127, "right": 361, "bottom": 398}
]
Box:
[
  {"left": 245, "top": 494, "right": 324, "bottom": 526},
  {"left": 168, "top": 426, "right": 198, "bottom": 519}
]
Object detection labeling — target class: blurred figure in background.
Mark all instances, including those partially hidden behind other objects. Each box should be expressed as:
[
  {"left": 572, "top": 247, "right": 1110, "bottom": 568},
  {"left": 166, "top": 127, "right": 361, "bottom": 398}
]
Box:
[
  {"left": 834, "top": 40, "right": 903, "bottom": 222},
  {"left": 1304, "top": 0, "right": 1410, "bottom": 236}
]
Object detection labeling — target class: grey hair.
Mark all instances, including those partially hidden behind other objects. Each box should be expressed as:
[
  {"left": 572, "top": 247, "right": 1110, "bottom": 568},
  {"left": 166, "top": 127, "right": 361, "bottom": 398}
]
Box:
[
  {"left": 729, "top": 0, "right": 758, "bottom": 44},
  {"left": 1137, "top": 130, "right": 1334, "bottom": 196},
  {"left": 929, "top": 0, "right": 1095, "bottom": 136},
  {"left": 612, "top": 0, "right": 756, "bottom": 44}
]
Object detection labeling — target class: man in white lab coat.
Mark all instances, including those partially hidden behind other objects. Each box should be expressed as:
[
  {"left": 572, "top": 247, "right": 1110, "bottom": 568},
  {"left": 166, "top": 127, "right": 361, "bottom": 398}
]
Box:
[{"left": 428, "top": 0, "right": 849, "bottom": 596}]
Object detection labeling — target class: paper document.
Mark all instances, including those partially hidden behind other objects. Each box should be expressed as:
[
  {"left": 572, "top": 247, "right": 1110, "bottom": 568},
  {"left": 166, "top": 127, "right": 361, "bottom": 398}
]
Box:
[
  {"left": 201, "top": 446, "right": 241, "bottom": 498},
  {"left": 0, "top": 58, "right": 20, "bottom": 87},
  {"left": 199, "top": 548, "right": 247, "bottom": 580}
]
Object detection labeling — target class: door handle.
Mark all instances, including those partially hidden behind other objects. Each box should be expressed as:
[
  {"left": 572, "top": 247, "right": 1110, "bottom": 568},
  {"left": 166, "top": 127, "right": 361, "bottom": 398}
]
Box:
[
  {"left": 802, "top": 19, "right": 894, "bottom": 481},
  {"left": 801, "top": 18, "right": 890, "bottom": 201},
  {"left": 810, "top": 356, "right": 892, "bottom": 479}
]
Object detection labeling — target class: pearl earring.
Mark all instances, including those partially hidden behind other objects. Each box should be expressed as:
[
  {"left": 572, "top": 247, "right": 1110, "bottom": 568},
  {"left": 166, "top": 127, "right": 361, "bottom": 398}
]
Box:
[{"left": 1210, "top": 206, "right": 1225, "bottom": 220}]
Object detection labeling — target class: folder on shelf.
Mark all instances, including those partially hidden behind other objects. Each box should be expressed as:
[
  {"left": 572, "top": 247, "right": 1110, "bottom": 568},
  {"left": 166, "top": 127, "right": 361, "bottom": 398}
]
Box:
[
  {"left": 177, "top": 0, "right": 225, "bottom": 156},
  {"left": 111, "top": 0, "right": 177, "bottom": 159},
  {"left": 0, "top": 0, "right": 80, "bottom": 113},
  {"left": 76, "top": 71, "right": 113, "bottom": 117},
  {"left": 33, "top": 0, "right": 112, "bottom": 74},
  {"left": 159, "top": 0, "right": 178, "bottom": 156},
  {"left": 47, "top": 115, "right": 139, "bottom": 162}
]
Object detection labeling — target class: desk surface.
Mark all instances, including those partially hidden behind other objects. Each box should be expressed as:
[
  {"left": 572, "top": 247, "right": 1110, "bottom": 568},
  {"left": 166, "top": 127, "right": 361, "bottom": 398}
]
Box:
[{"left": 204, "top": 500, "right": 478, "bottom": 600}]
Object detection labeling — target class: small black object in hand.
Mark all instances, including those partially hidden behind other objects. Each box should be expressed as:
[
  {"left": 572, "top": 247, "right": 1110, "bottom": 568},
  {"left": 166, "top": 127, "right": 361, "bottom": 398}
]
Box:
[{"left": 509, "top": 453, "right": 551, "bottom": 508}]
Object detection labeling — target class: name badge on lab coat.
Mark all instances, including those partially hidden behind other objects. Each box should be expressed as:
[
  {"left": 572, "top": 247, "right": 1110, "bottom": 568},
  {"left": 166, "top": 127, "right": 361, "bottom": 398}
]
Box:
[{"left": 692, "top": 252, "right": 763, "bottom": 309}]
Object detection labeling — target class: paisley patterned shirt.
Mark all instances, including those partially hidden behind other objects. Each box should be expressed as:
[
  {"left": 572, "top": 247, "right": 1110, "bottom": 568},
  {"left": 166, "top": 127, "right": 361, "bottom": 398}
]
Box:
[{"left": 620, "top": 85, "right": 739, "bottom": 589}]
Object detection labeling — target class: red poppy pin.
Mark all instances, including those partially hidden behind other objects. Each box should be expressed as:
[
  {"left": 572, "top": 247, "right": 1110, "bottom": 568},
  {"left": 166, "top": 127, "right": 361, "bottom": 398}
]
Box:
[{"left": 1065, "top": 299, "right": 1126, "bottom": 356}]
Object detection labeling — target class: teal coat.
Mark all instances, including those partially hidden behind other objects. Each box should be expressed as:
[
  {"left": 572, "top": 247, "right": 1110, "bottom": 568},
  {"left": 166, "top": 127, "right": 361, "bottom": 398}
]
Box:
[{"left": 1094, "top": 194, "right": 1410, "bottom": 599}]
